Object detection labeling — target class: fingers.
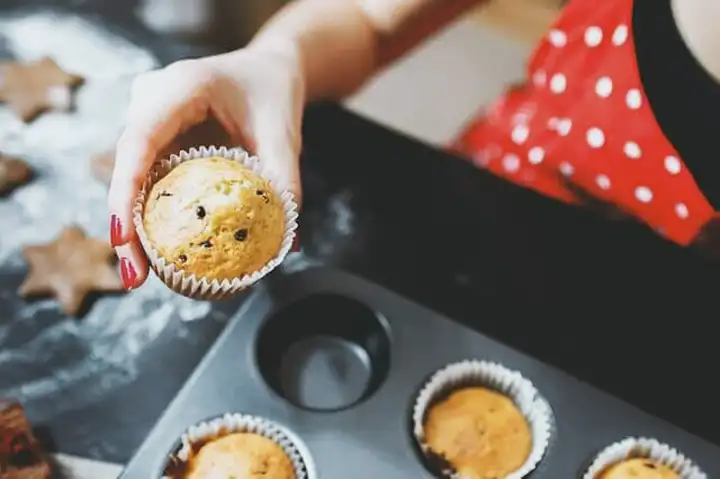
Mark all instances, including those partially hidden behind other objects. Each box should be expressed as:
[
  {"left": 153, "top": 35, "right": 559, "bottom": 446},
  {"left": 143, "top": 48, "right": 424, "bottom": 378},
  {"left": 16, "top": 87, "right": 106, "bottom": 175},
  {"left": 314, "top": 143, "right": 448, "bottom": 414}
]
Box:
[
  {"left": 115, "top": 238, "right": 149, "bottom": 290},
  {"left": 108, "top": 62, "right": 210, "bottom": 288},
  {"left": 251, "top": 108, "right": 303, "bottom": 208}
]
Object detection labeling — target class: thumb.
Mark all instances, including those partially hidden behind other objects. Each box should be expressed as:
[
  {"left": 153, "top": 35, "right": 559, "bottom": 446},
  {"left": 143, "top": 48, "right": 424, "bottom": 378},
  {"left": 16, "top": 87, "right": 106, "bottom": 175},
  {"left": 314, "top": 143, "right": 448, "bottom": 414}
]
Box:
[{"left": 251, "top": 111, "right": 303, "bottom": 209}]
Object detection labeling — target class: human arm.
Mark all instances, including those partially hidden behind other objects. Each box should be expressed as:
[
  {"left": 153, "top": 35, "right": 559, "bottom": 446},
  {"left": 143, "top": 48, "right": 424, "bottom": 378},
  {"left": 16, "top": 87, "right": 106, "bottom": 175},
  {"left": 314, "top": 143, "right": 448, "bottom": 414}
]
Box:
[
  {"left": 108, "top": 0, "right": 484, "bottom": 289},
  {"left": 249, "top": 0, "right": 484, "bottom": 101}
]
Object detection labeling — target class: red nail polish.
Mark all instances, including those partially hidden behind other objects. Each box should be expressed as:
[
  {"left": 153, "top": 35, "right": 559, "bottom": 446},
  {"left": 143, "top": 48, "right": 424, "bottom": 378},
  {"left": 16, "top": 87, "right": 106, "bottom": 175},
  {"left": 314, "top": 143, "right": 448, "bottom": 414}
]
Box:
[
  {"left": 110, "top": 214, "right": 122, "bottom": 247},
  {"left": 120, "top": 257, "right": 137, "bottom": 290},
  {"left": 291, "top": 233, "right": 300, "bottom": 252}
]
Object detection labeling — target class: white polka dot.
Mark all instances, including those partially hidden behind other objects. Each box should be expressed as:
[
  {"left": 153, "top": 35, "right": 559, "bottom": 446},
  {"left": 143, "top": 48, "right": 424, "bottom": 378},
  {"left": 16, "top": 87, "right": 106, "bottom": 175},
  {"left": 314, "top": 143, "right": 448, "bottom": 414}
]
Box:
[
  {"left": 502, "top": 154, "right": 520, "bottom": 173},
  {"left": 550, "top": 73, "right": 567, "bottom": 94},
  {"left": 549, "top": 29, "right": 567, "bottom": 47},
  {"left": 586, "top": 128, "right": 605, "bottom": 148},
  {"left": 675, "top": 202, "right": 689, "bottom": 219},
  {"left": 511, "top": 124, "right": 529, "bottom": 144},
  {"left": 473, "top": 150, "right": 490, "bottom": 167},
  {"left": 664, "top": 155, "right": 681, "bottom": 174},
  {"left": 559, "top": 162, "right": 574, "bottom": 176},
  {"left": 626, "top": 89, "right": 642, "bottom": 109},
  {"left": 547, "top": 117, "right": 559, "bottom": 129},
  {"left": 584, "top": 26, "right": 603, "bottom": 47},
  {"left": 513, "top": 111, "right": 531, "bottom": 124},
  {"left": 557, "top": 118, "right": 572, "bottom": 136},
  {"left": 595, "top": 77, "right": 613, "bottom": 98},
  {"left": 635, "top": 186, "right": 653, "bottom": 203},
  {"left": 596, "top": 174, "right": 611, "bottom": 190},
  {"left": 623, "top": 142, "right": 641, "bottom": 159},
  {"left": 532, "top": 70, "right": 546, "bottom": 87},
  {"left": 528, "top": 146, "right": 545, "bottom": 164},
  {"left": 612, "top": 25, "right": 628, "bottom": 45}
]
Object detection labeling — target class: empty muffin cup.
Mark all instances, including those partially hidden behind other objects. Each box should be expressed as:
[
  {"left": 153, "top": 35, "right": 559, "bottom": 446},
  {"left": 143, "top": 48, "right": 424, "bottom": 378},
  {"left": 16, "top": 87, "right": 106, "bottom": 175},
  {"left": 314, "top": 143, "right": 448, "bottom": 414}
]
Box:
[
  {"left": 162, "top": 413, "right": 314, "bottom": 478},
  {"left": 133, "top": 145, "right": 298, "bottom": 299},
  {"left": 583, "top": 437, "right": 707, "bottom": 479},
  {"left": 412, "top": 359, "right": 553, "bottom": 478}
]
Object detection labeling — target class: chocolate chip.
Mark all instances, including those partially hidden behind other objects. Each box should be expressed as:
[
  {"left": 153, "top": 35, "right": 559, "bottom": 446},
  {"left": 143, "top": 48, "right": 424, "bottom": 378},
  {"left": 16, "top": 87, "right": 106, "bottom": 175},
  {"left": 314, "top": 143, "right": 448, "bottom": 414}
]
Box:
[
  {"left": 643, "top": 462, "right": 657, "bottom": 469},
  {"left": 234, "top": 229, "right": 248, "bottom": 241},
  {"left": 256, "top": 189, "right": 269, "bottom": 203},
  {"left": 157, "top": 191, "right": 173, "bottom": 200},
  {"left": 200, "top": 239, "right": 212, "bottom": 248},
  {"left": 196, "top": 206, "right": 206, "bottom": 219},
  {"left": 178, "top": 254, "right": 187, "bottom": 263}
]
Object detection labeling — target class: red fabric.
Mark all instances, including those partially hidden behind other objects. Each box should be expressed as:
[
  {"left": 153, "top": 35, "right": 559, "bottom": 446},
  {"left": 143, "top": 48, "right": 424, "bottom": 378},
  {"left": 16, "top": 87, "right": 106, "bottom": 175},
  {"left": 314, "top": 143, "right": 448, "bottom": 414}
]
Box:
[{"left": 450, "top": 0, "right": 715, "bottom": 246}]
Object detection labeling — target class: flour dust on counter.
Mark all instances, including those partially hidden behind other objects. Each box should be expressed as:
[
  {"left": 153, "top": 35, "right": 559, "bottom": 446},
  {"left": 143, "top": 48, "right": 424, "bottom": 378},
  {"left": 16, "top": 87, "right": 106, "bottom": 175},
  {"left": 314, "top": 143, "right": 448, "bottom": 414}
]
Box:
[{"left": 0, "top": 10, "right": 221, "bottom": 424}]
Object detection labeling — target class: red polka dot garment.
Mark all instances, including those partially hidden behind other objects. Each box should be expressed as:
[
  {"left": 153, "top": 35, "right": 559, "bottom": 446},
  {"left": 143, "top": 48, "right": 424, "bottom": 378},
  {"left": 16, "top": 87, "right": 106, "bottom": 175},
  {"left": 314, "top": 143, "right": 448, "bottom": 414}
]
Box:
[{"left": 451, "top": 0, "right": 715, "bottom": 246}]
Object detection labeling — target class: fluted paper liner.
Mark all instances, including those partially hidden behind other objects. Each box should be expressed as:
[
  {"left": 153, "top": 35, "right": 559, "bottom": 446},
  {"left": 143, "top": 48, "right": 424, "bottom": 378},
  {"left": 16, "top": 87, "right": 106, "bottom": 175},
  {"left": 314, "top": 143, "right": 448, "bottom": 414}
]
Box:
[
  {"left": 583, "top": 437, "right": 707, "bottom": 479},
  {"left": 162, "top": 413, "right": 315, "bottom": 478},
  {"left": 133, "top": 146, "right": 298, "bottom": 299},
  {"left": 412, "top": 359, "right": 553, "bottom": 478}
]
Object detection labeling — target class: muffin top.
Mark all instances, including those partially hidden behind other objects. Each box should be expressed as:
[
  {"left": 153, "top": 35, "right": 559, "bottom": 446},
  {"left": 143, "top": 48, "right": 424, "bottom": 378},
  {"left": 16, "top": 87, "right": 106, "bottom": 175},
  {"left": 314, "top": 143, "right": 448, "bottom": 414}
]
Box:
[
  {"left": 423, "top": 387, "right": 531, "bottom": 479},
  {"left": 598, "top": 458, "right": 679, "bottom": 479},
  {"left": 185, "top": 432, "right": 295, "bottom": 479},
  {"left": 143, "top": 157, "right": 285, "bottom": 281}
]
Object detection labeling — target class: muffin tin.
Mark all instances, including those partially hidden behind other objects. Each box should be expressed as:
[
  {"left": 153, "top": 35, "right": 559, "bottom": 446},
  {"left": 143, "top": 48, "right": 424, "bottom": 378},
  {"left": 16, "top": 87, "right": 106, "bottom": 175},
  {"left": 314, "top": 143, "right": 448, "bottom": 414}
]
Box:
[{"left": 120, "top": 267, "right": 720, "bottom": 477}]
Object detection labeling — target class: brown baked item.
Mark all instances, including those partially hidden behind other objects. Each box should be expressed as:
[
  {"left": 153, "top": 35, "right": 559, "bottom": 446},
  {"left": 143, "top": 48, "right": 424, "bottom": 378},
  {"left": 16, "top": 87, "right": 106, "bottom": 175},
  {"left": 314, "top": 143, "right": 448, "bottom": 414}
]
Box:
[
  {"left": 142, "top": 157, "right": 285, "bottom": 281},
  {"left": 183, "top": 433, "right": 295, "bottom": 479},
  {"left": 19, "top": 226, "right": 125, "bottom": 315},
  {"left": 91, "top": 150, "right": 115, "bottom": 184},
  {"left": 0, "top": 399, "right": 51, "bottom": 478},
  {"left": 423, "top": 387, "right": 531, "bottom": 479},
  {"left": 597, "top": 458, "right": 679, "bottom": 479},
  {"left": 0, "top": 57, "right": 84, "bottom": 122},
  {"left": 0, "top": 154, "right": 32, "bottom": 196}
]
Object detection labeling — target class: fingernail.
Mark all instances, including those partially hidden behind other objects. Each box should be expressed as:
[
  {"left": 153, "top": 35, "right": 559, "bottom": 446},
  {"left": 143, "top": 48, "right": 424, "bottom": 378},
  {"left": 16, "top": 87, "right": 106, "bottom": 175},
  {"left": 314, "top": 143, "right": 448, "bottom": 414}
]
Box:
[
  {"left": 291, "top": 233, "right": 300, "bottom": 252},
  {"left": 110, "top": 214, "right": 122, "bottom": 247},
  {"left": 120, "top": 257, "right": 137, "bottom": 290}
]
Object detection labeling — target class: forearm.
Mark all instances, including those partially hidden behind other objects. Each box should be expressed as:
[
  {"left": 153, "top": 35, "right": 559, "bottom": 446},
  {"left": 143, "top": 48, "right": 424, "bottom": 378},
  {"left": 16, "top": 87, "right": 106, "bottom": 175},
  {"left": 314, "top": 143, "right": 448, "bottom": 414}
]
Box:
[{"left": 249, "top": 0, "right": 482, "bottom": 102}]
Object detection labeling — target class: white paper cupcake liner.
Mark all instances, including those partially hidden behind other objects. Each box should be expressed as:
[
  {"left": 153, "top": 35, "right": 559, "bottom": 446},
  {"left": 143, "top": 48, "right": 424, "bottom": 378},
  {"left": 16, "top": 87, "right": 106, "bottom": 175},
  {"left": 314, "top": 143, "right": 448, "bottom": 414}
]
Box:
[
  {"left": 583, "top": 437, "right": 707, "bottom": 479},
  {"left": 412, "top": 359, "right": 554, "bottom": 479},
  {"left": 162, "top": 413, "right": 315, "bottom": 478},
  {"left": 133, "top": 145, "right": 298, "bottom": 299}
]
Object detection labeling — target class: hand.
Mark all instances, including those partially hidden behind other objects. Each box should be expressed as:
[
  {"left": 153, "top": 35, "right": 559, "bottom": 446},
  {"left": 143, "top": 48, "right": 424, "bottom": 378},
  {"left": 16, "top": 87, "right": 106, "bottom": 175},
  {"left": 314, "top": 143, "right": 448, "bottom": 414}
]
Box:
[{"left": 108, "top": 42, "right": 306, "bottom": 290}]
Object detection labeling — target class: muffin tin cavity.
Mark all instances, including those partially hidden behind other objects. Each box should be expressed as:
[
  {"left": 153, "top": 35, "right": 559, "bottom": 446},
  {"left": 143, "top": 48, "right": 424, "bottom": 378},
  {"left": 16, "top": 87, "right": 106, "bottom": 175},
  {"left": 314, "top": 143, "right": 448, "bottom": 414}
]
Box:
[
  {"left": 255, "top": 293, "right": 391, "bottom": 412},
  {"left": 121, "top": 268, "right": 720, "bottom": 478}
]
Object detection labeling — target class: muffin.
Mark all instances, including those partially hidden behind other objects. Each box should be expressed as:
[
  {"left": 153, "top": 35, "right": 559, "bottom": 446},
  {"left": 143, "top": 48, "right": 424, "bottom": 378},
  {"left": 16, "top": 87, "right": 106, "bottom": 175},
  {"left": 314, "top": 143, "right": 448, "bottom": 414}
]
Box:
[
  {"left": 423, "top": 386, "right": 532, "bottom": 479},
  {"left": 597, "top": 458, "right": 679, "bottom": 479},
  {"left": 413, "top": 360, "right": 552, "bottom": 479},
  {"left": 583, "top": 438, "right": 707, "bottom": 479},
  {"left": 142, "top": 156, "right": 285, "bottom": 281},
  {"left": 184, "top": 433, "right": 295, "bottom": 479}
]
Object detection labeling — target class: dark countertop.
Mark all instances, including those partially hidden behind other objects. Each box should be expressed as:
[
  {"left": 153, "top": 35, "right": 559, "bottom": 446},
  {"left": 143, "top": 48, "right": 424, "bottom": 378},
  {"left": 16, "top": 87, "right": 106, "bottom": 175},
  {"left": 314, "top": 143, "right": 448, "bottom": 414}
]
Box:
[{"left": 2, "top": 0, "right": 720, "bottom": 465}]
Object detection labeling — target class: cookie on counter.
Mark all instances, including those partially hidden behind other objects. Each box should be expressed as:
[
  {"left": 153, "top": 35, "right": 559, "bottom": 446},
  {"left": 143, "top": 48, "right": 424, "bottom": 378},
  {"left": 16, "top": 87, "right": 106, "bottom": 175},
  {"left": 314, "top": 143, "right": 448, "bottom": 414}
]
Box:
[
  {"left": 0, "top": 57, "right": 84, "bottom": 122},
  {"left": 142, "top": 156, "right": 285, "bottom": 282},
  {"left": 597, "top": 459, "right": 679, "bottom": 479},
  {"left": 18, "top": 225, "right": 125, "bottom": 316},
  {"left": 423, "top": 386, "right": 532, "bottom": 479},
  {"left": 182, "top": 433, "right": 295, "bottom": 479},
  {"left": 0, "top": 154, "right": 32, "bottom": 196}
]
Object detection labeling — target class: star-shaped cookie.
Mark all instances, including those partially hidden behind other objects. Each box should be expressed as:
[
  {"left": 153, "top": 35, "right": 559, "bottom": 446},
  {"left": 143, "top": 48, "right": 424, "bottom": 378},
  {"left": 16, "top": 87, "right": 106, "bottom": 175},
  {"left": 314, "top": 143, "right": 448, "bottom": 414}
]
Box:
[
  {"left": 0, "top": 57, "right": 84, "bottom": 122},
  {"left": 19, "top": 226, "right": 124, "bottom": 316},
  {"left": 0, "top": 154, "right": 32, "bottom": 195}
]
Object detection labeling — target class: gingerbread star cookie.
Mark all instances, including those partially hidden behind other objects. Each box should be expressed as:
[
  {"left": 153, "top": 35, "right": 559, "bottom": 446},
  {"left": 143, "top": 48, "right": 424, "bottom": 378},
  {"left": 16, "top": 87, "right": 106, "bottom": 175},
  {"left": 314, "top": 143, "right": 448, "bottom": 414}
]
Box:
[
  {"left": 0, "top": 57, "right": 84, "bottom": 122},
  {"left": 0, "top": 154, "right": 32, "bottom": 195},
  {"left": 19, "top": 226, "right": 124, "bottom": 316},
  {"left": 91, "top": 150, "right": 115, "bottom": 184}
]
